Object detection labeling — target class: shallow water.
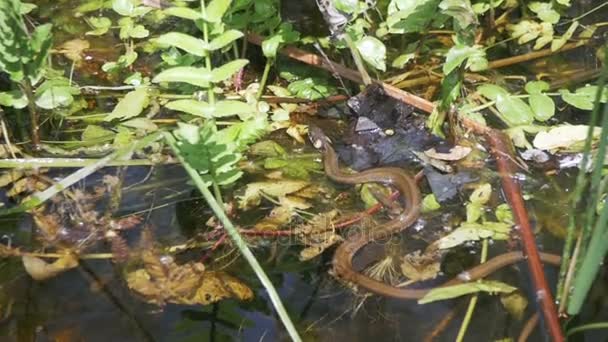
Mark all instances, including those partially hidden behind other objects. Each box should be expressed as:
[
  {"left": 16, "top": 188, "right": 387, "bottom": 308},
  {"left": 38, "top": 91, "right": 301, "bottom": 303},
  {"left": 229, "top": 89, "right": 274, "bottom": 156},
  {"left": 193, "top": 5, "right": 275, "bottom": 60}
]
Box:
[{"left": 2, "top": 0, "right": 608, "bottom": 341}]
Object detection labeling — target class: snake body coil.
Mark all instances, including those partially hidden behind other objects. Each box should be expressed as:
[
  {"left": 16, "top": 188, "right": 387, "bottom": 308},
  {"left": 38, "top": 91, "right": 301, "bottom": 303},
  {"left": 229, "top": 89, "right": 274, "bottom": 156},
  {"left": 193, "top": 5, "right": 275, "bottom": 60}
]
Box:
[{"left": 309, "top": 125, "right": 561, "bottom": 299}]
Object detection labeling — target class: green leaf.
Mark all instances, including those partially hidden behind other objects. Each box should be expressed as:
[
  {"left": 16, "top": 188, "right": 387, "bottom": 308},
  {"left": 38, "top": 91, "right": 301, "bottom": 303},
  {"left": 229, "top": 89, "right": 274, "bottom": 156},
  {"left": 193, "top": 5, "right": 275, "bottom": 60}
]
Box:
[
  {"left": 528, "top": 1, "right": 559, "bottom": 24},
  {"left": 418, "top": 280, "right": 517, "bottom": 304},
  {"left": 208, "top": 30, "right": 244, "bottom": 51},
  {"left": 35, "top": 87, "right": 73, "bottom": 109},
  {"left": 477, "top": 84, "right": 509, "bottom": 100},
  {"left": 153, "top": 67, "right": 212, "bottom": 87},
  {"left": 156, "top": 32, "right": 208, "bottom": 56},
  {"left": 495, "top": 94, "right": 535, "bottom": 127},
  {"left": 20, "top": 3, "right": 37, "bottom": 14},
  {"left": 551, "top": 21, "right": 578, "bottom": 52},
  {"left": 262, "top": 23, "right": 300, "bottom": 58},
  {"left": 163, "top": 6, "right": 203, "bottom": 20},
  {"left": 443, "top": 44, "right": 482, "bottom": 74},
  {"left": 387, "top": 0, "right": 441, "bottom": 34},
  {"left": 112, "top": 0, "right": 151, "bottom": 17},
  {"left": 82, "top": 125, "right": 115, "bottom": 142},
  {"left": 529, "top": 94, "right": 555, "bottom": 121},
  {"left": 175, "top": 121, "right": 244, "bottom": 187},
  {"left": 422, "top": 194, "right": 441, "bottom": 213},
  {"left": 356, "top": 36, "right": 386, "bottom": 71},
  {"left": 524, "top": 80, "right": 550, "bottom": 94},
  {"left": 470, "top": 183, "right": 492, "bottom": 205},
  {"left": 105, "top": 87, "right": 149, "bottom": 121},
  {"left": 86, "top": 17, "right": 112, "bottom": 36},
  {"left": 118, "top": 17, "right": 149, "bottom": 39},
  {"left": 0, "top": 90, "right": 27, "bottom": 109},
  {"left": 211, "top": 59, "right": 249, "bottom": 82},
  {"left": 334, "top": 0, "right": 358, "bottom": 13},
  {"left": 437, "top": 222, "right": 511, "bottom": 249},
  {"left": 392, "top": 52, "right": 415, "bottom": 68},
  {"left": 205, "top": 0, "right": 232, "bottom": 23},
  {"left": 560, "top": 85, "right": 608, "bottom": 110},
  {"left": 121, "top": 118, "right": 158, "bottom": 131},
  {"left": 439, "top": 0, "right": 477, "bottom": 28},
  {"left": 166, "top": 100, "right": 254, "bottom": 119}
]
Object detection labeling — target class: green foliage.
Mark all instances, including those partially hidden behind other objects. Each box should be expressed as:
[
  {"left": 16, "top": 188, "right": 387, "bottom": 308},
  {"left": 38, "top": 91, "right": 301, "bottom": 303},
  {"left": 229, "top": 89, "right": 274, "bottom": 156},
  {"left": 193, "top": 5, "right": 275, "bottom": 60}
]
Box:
[
  {"left": 0, "top": 0, "right": 52, "bottom": 83},
  {"left": 175, "top": 122, "right": 243, "bottom": 187}
]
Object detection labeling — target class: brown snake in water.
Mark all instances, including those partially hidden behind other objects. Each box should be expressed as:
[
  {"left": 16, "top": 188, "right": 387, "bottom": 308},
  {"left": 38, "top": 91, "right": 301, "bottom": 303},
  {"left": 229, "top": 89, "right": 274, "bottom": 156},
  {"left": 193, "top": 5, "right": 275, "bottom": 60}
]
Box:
[{"left": 309, "top": 125, "right": 562, "bottom": 299}]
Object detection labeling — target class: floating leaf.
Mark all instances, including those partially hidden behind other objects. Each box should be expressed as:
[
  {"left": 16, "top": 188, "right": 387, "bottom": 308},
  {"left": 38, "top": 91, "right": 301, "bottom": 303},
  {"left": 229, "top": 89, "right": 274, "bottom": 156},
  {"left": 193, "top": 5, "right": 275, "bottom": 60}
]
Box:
[
  {"left": 533, "top": 125, "right": 600, "bottom": 151},
  {"left": 400, "top": 250, "right": 441, "bottom": 281},
  {"left": 524, "top": 80, "right": 550, "bottom": 94},
  {"left": 477, "top": 84, "right": 509, "bottom": 100},
  {"left": 86, "top": 17, "right": 112, "bottom": 36},
  {"left": 422, "top": 194, "right": 441, "bottom": 213},
  {"left": 424, "top": 145, "right": 471, "bottom": 161},
  {"left": 237, "top": 180, "right": 309, "bottom": 209},
  {"left": 495, "top": 94, "right": 535, "bottom": 127},
  {"left": 105, "top": 87, "right": 149, "bottom": 121},
  {"left": 529, "top": 94, "right": 555, "bottom": 121},
  {"left": 560, "top": 85, "right": 608, "bottom": 110},
  {"left": 436, "top": 222, "right": 510, "bottom": 249},
  {"left": 419, "top": 280, "right": 517, "bottom": 304}
]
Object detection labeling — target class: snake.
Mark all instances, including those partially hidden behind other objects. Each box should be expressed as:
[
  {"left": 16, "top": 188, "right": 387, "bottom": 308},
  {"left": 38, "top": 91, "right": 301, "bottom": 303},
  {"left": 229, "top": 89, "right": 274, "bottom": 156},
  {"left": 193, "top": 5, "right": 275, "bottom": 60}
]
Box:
[{"left": 308, "top": 124, "right": 562, "bottom": 299}]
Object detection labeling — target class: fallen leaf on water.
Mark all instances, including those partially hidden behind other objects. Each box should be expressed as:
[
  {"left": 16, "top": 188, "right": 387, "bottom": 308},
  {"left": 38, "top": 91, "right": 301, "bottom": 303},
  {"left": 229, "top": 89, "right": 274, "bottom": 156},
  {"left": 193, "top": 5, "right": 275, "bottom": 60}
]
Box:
[
  {"left": 127, "top": 253, "right": 252, "bottom": 306},
  {"left": 418, "top": 280, "right": 517, "bottom": 304},
  {"left": 56, "top": 39, "right": 90, "bottom": 64},
  {"left": 237, "top": 180, "right": 309, "bottom": 209},
  {"left": 0, "top": 170, "right": 24, "bottom": 187},
  {"left": 400, "top": 250, "right": 441, "bottom": 282},
  {"left": 22, "top": 254, "right": 79, "bottom": 281},
  {"left": 501, "top": 291, "right": 528, "bottom": 320},
  {"left": 435, "top": 222, "right": 511, "bottom": 249},
  {"left": 296, "top": 210, "right": 342, "bottom": 260},
  {"left": 533, "top": 125, "right": 600, "bottom": 152},
  {"left": 424, "top": 146, "right": 472, "bottom": 161}
]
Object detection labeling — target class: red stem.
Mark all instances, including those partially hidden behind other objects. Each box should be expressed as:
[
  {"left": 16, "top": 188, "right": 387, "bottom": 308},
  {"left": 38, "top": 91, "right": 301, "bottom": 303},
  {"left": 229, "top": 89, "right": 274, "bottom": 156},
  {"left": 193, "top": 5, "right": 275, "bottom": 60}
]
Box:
[{"left": 485, "top": 130, "right": 564, "bottom": 342}]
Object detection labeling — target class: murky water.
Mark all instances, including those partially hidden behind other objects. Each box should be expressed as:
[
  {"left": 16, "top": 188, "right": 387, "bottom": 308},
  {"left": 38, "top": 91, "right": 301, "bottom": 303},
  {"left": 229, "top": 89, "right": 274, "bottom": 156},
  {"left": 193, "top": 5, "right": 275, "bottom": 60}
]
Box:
[{"left": 2, "top": 1, "right": 608, "bottom": 341}]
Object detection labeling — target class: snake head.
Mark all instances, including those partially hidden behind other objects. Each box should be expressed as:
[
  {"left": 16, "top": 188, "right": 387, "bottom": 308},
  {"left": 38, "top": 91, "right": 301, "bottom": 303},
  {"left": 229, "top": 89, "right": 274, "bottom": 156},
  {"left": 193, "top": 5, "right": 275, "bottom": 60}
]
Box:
[{"left": 308, "top": 124, "right": 332, "bottom": 150}]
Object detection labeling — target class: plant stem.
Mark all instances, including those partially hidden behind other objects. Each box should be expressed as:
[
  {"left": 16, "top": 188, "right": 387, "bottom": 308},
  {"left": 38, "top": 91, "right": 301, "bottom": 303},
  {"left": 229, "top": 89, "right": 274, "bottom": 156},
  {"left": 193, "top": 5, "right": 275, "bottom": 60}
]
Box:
[
  {"left": 256, "top": 58, "right": 273, "bottom": 100},
  {"left": 557, "top": 57, "right": 608, "bottom": 304},
  {"left": 455, "top": 239, "right": 488, "bottom": 342},
  {"left": 567, "top": 322, "right": 608, "bottom": 336},
  {"left": 342, "top": 33, "right": 371, "bottom": 85},
  {"left": 200, "top": 0, "right": 215, "bottom": 105},
  {"left": 163, "top": 132, "right": 302, "bottom": 342},
  {"left": 20, "top": 79, "right": 40, "bottom": 150},
  {"left": 0, "top": 158, "right": 159, "bottom": 168},
  {"left": 0, "top": 132, "right": 162, "bottom": 217}
]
